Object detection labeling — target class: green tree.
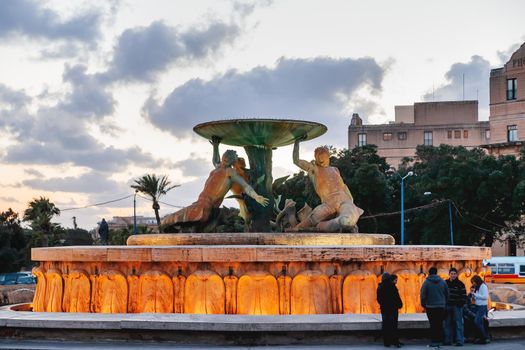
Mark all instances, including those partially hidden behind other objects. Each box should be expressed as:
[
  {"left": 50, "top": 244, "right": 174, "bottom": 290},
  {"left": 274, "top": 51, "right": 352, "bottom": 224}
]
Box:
[
  {"left": 23, "top": 197, "right": 62, "bottom": 247},
  {"left": 274, "top": 171, "right": 320, "bottom": 212},
  {"left": 131, "top": 174, "right": 179, "bottom": 229},
  {"left": 107, "top": 225, "right": 151, "bottom": 245},
  {"left": 275, "top": 143, "right": 525, "bottom": 246},
  {"left": 64, "top": 228, "right": 93, "bottom": 246},
  {"left": 402, "top": 145, "right": 525, "bottom": 246},
  {"left": 0, "top": 209, "right": 30, "bottom": 273}
]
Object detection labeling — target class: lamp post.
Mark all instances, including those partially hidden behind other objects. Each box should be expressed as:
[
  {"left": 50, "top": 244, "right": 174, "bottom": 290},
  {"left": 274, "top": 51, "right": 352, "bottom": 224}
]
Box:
[
  {"left": 133, "top": 190, "right": 138, "bottom": 235},
  {"left": 424, "top": 192, "right": 454, "bottom": 245},
  {"left": 399, "top": 171, "right": 414, "bottom": 245}
]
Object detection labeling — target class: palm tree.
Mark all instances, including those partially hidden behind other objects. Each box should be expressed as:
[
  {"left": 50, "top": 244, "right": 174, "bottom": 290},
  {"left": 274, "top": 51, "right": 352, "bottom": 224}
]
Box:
[
  {"left": 23, "top": 197, "right": 61, "bottom": 247},
  {"left": 131, "top": 174, "right": 179, "bottom": 229}
]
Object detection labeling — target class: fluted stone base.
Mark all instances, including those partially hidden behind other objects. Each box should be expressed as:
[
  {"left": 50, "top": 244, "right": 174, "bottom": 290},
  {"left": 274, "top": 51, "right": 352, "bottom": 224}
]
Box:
[{"left": 30, "top": 241, "right": 490, "bottom": 315}]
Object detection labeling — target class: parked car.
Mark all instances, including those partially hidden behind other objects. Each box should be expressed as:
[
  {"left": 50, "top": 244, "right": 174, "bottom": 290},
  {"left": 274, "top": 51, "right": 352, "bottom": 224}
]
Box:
[{"left": 0, "top": 272, "right": 36, "bottom": 285}]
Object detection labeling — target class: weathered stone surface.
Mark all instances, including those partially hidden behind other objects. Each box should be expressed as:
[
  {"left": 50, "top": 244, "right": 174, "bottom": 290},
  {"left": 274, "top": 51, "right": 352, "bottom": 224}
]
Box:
[
  {"left": 127, "top": 233, "right": 396, "bottom": 246},
  {"left": 5, "top": 288, "right": 34, "bottom": 305},
  {"left": 184, "top": 270, "right": 225, "bottom": 314},
  {"left": 491, "top": 287, "right": 523, "bottom": 304},
  {"left": 343, "top": 270, "right": 379, "bottom": 314},
  {"left": 291, "top": 270, "right": 331, "bottom": 314},
  {"left": 2, "top": 309, "right": 525, "bottom": 332},
  {"left": 0, "top": 285, "right": 35, "bottom": 307},
  {"left": 32, "top": 245, "right": 491, "bottom": 262}
]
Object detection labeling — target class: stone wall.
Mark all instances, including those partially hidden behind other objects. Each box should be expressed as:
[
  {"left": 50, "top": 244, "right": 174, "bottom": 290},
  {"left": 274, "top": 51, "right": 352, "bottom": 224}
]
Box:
[{"left": 0, "top": 284, "right": 35, "bottom": 306}]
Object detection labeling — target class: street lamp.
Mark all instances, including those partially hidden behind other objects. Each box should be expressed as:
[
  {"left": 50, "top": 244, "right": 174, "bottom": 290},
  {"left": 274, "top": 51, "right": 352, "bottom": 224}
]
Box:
[
  {"left": 133, "top": 189, "right": 138, "bottom": 235},
  {"left": 399, "top": 171, "right": 414, "bottom": 245},
  {"left": 424, "top": 192, "right": 454, "bottom": 245}
]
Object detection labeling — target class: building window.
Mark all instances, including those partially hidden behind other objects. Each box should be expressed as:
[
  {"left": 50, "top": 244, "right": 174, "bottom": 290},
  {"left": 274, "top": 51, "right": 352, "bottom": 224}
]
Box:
[
  {"left": 508, "top": 125, "right": 518, "bottom": 142},
  {"left": 424, "top": 131, "right": 433, "bottom": 146},
  {"left": 383, "top": 132, "right": 393, "bottom": 141},
  {"left": 485, "top": 129, "right": 491, "bottom": 139},
  {"left": 497, "top": 263, "right": 515, "bottom": 274},
  {"left": 447, "top": 130, "right": 452, "bottom": 139},
  {"left": 358, "top": 133, "right": 367, "bottom": 146},
  {"left": 507, "top": 78, "right": 517, "bottom": 100},
  {"left": 454, "top": 130, "right": 461, "bottom": 139},
  {"left": 463, "top": 130, "right": 468, "bottom": 139},
  {"left": 398, "top": 132, "right": 407, "bottom": 140}
]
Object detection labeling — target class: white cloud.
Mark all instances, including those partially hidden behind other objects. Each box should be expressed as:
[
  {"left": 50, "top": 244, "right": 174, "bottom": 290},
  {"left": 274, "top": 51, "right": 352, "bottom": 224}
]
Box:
[
  {"left": 22, "top": 171, "right": 123, "bottom": 194},
  {"left": 144, "top": 56, "right": 385, "bottom": 145},
  {"left": 423, "top": 55, "right": 491, "bottom": 118},
  {"left": 0, "top": 0, "right": 102, "bottom": 44},
  {"left": 0, "top": 197, "right": 20, "bottom": 204},
  {"left": 101, "top": 20, "right": 240, "bottom": 83}
]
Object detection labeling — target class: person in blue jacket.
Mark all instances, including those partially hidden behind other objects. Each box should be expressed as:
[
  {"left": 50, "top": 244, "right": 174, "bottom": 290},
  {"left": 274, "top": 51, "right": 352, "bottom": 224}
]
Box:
[{"left": 420, "top": 267, "right": 449, "bottom": 347}]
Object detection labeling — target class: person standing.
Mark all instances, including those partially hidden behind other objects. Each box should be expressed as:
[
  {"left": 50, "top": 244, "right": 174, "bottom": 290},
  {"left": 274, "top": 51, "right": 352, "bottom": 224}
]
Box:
[
  {"left": 98, "top": 218, "right": 109, "bottom": 245},
  {"left": 377, "top": 272, "right": 403, "bottom": 348},
  {"left": 463, "top": 286, "right": 479, "bottom": 342},
  {"left": 471, "top": 275, "right": 490, "bottom": 344},
  {"left": 444, "top": 267, "right": 467, "bottom": 346},
  {"left": 420, "top": 267, "right": 449, "bottom": 347}
]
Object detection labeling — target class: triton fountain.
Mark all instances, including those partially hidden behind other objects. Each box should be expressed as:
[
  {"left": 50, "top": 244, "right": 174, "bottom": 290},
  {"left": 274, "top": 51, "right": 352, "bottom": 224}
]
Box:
[{"left": 30, "top": 119, "right": 490, "bottom": 316}]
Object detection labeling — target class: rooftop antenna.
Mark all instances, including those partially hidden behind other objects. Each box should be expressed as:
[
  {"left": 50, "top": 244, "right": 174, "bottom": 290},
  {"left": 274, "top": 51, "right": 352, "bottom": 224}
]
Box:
[{"left": 462, "top": 73, "right": 465, "bottom": 100}]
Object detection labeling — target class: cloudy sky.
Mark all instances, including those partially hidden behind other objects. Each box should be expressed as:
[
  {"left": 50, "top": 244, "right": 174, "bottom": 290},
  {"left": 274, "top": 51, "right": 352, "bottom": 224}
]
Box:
[{"left": 0, "top": 0, "right": 524, "bottom": 229}]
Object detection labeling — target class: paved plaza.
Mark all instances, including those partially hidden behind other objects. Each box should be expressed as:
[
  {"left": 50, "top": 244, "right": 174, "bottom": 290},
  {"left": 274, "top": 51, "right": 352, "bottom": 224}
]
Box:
[{"left": 1, "top": 339, "right": 525, "bottom": 349}]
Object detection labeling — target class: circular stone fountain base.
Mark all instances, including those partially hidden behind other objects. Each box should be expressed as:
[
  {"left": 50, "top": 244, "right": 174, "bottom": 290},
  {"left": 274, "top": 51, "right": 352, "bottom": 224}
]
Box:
[{"left": 30, "top": 233, "right": 491, "bottom": 316}]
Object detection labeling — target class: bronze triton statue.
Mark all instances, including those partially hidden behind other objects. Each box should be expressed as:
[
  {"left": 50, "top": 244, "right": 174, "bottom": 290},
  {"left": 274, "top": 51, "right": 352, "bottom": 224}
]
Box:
[
  {"left": 291, "top": 136, "right": 363, "bottom": 232},
  {"left": 161, "top": 137, "right": 269, "bottom": 228}
]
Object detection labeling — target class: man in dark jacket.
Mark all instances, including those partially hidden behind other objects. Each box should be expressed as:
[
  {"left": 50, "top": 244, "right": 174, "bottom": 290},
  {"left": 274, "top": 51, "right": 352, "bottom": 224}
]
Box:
[
  {"left": 377, "top": 273, "right": 403, "bottom": 347},
  {"left": 420, "top": 267, "right": 449, "bottom": 347},
  {"left": 98, "top": 218, "right": 109, "bottom": 245},
  {"left": 463, "top": 289, "right": 479, "bottom": 342},
  {"left": 444, "top": 267, "right": 466, "bottom": 346}
]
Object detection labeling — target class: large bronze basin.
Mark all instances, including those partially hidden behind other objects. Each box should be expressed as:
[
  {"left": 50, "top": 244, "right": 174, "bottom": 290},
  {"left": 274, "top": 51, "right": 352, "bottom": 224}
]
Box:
[{"left": 193, "top": 119, "right": 327, "bottom": 147}]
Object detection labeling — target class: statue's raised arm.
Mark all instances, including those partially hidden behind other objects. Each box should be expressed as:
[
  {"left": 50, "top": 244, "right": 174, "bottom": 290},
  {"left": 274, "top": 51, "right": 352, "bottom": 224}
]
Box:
[
  {"left": 293, "top": 137, "right": 314, "bottom": 172},
  {"left": 210, "top": 136, "right": 221, "bottom": 168}
]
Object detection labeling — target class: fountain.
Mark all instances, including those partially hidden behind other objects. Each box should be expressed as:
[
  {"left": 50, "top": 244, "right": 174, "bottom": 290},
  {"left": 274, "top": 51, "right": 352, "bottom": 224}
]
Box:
[
  {"left": 30, "top": 119, "right": 490, "bottom": 316},
  {"left": 194, "top": 118, "right": 327, "bottom": 231}
]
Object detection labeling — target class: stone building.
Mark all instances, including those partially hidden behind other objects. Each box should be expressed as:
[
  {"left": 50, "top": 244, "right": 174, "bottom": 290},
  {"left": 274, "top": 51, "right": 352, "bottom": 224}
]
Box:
[
  {"left": 348, "top": 101, "right": 490, "bottom": 167},
  {"left": 107, "top": 216, "right": 158, "bottom": 230},
  {"left": 492, "top": 238, "right": 521, "bottom": 257},
  {"left": 349, "top": 42, "right": 525, "bottom": 166},
  {"left": 483, "top": 42, "right": 525, "bottom": 156},
  {"left": 348, "top": 42, "right": 525, "bottom": 256}
]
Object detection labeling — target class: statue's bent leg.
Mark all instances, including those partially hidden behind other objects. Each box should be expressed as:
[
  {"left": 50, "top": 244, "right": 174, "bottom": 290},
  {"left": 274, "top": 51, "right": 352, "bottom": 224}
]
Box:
[
  {"left": 316, "top": 218, "right": 341, "bottom": 232},
  {"left": 295, "top": 204, "right": 335, "bottom": 230},
  {"left": 337, "top": 201, "right": 364, "bottom": 230},
  {"left": 161, "top": 201, "right": 212, "bottom": 227}
]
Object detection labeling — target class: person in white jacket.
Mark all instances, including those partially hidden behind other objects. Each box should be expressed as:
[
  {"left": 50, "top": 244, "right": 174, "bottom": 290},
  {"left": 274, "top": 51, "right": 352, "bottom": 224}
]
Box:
[{"left": 471, "top": 275, "right": 490, "bottom": 344}]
